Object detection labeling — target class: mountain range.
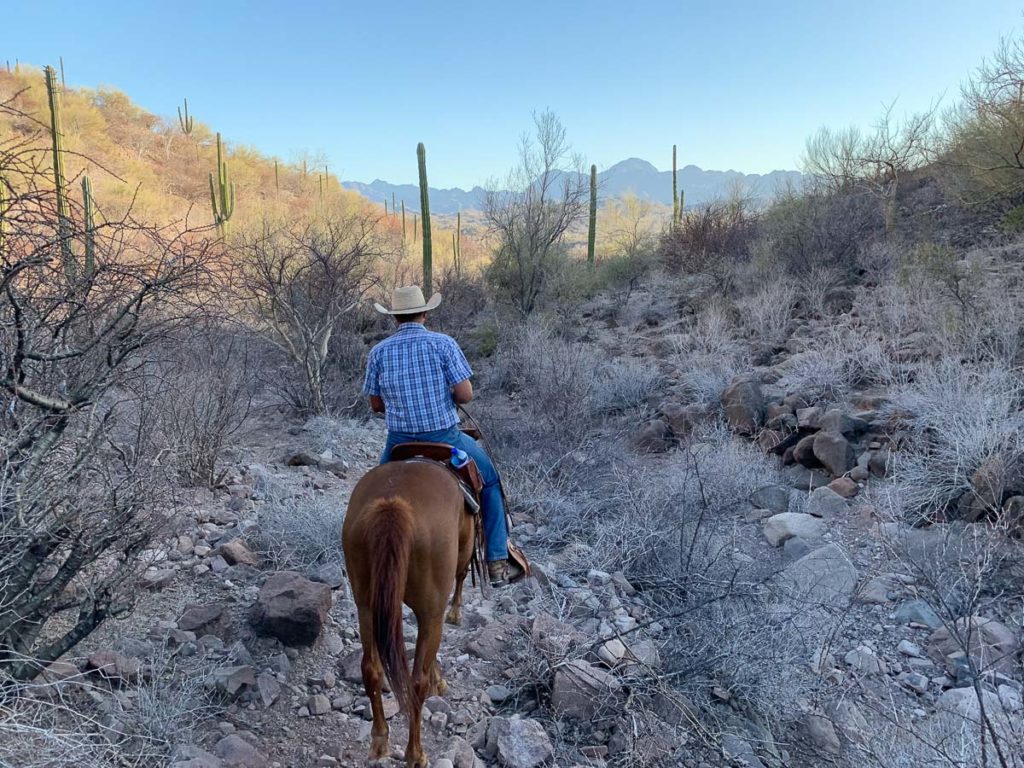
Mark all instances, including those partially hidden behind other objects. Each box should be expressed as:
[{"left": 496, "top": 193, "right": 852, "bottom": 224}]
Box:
[{"left": 342, "top": 158, "right": 804, "bottom": 214}]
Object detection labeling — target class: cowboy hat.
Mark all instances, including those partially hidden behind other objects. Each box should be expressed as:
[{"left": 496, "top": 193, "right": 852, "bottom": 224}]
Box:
[{"left": 373, "top": 285, "right": 443, "bottom": 315}]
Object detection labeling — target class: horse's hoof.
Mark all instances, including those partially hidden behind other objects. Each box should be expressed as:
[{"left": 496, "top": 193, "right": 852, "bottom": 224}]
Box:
[
  {"left": 369, "top": 737, "right": 390, "bottom": 761},
  {"left": 406, "top": 751, "right": 428, "bottom": 768},
  {"left": 432, "top": 677, "right": 448, "bottom": 696},
  {"left": 445, "top": 610, "right": 462, "bottom": 626}
]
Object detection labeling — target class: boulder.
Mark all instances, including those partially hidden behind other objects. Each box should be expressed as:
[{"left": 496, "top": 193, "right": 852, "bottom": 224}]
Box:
[
  {"left": 179, "top": 604, "right": 228, "bottom": 637},
  {"left": 895, "top": 599, "right": 943, "bottom": 629},
  {"left": 86, "top": 650, "right": 140, "bottom": 683},
  {"left": 721, "top": 377, "right": 765, "bottom": 436},
  {"left": 748, "top": 485, "right": 792, "bottom": 514},
  {"left": 819, "top": 408, "right": 869, "bottom": 437},
  {"left": 813, "top": 431, "right": 854, "bottom": 476},
  {"left": 659, "top": 402, "right": 709, "bottom": 439},
  {"left": 806, "top": 486, "right": 848, "bottom": 519},
  {"left": 485, "top": 717, "right": 554, "bottom": 768},
  {"left": 796, "top": 406, "right": 824, "bottom": 430},
  {"left": 170, "top": 745, "right": 224, "bottom": 768},
  {"left": 776, "top": 544, "right": 858, "bottom": 633},
  {"left": 531, "top": 613, "right": 585, "bottom": 659},
  {"left": 218, "top": 539, "right": 259, "bottom": 567},
  {"left": 140, "top": 568, "right": 176, "bottom": 590},
  {"left": 214, "top": 734, "right": 268, "bottom": 768},
  {"left": 803, "top": 713, "right": 841, "bottom": 754},
  {"left": 844, "top": 645, "right": 887, "bottom": 675},
  {"left": 249, "top": 571, "right": 332, "bottom": 646},
  {"left": 762, "top": 513, "right": 825, "bottom": 547},
  {"left": 783, "top": 465, "right": 831, "bottom": 491},
  {"left": 828, "top": 477, "right": 859, "bottom": 498},
  {"left": 793, "top": 434, "right": 822, "bottom": 468},
  {"left": 868, "top": 448, "right": 892, "bottom": 477},
  {"left": 929, "top": 616, "right": 1019, "bottom": 676},
  {"left": 551, "top": 659, "right": 622, "bottom": 719},
  {"left": 212, "top": 665, "right": 257, "bottom": 698},
  {"left": 631, "top": 419, "right": 674, "bottom": 454}
]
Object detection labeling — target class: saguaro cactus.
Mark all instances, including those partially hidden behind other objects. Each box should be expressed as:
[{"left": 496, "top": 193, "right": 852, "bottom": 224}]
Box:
[
  {"left": 455, "top": 210, "right": 462, "bottom": 272},
  {"left": 208, "top": 132, "right": 235, "bottom": 233},
  {"left": 0, "top": 175, "right": 6, "bottom": 253},
  {"left": 45, "top": 65, "right": 74, "bottom": 276},
  {"left": 59, "top": 56, "right": 66, "bottom": 90},
  {"left": 82, "top": 176, "right": 96, "bottom": 275},
  {"left": 391, "top": 192, "right": 397, "bottom": 218},
  {"left": 587, "top": 165, "right": 597, "bottom": 264},
  {"left": 178, "top": 98, "right": 194, "bottom": 134},
  {"left": 672, "top": 145, "right": 678, "bottom": 229},
  {"left": 417, "top": 143, "right": 433, "bottom": 295},
  {"left": 274, "top": 160, "right": 280, "bottom": 193}
]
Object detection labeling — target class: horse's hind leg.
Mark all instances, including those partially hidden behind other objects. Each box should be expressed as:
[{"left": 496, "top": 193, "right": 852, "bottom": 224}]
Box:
[
  {"left": 445, "top": 563, "right": 470, "bottom": 626},
  {"left": 357, "top": 608, "right": 390, "bottom": 763},
  {"left": 405, "top": 614, "right": 444, "bottom": 768}
]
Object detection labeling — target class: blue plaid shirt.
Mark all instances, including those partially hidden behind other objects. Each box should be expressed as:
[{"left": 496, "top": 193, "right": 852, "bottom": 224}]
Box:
[{"left": 363, "top": 323, "right": 473, "bottom": 433}]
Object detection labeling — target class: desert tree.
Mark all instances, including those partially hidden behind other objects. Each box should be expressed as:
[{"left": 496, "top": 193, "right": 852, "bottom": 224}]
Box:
[
  {"left": 235, "top": 213, "right": 385, "bottom": 414},
  {"left": 484, "top": 110, "right": 589, "bottom": 315},
  {"left": 0, "top": 93, "right": 213, "bottom": 680}
]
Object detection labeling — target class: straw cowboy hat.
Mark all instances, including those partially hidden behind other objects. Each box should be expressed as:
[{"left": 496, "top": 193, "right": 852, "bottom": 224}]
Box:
[{"left": 373, "top": 285, "right": 443, "bottom": 315}]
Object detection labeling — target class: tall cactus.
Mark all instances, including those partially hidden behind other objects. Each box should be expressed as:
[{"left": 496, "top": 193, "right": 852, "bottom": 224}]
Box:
[
  {"left": 401, "top": 200, "right": 407, "bottom": 247},
  {"left": 45, "top": 65, "right": 74, "bottom": 277},
  {"left": 178, "top": 98, "right": 194, "bottom": 134},
  {"left": 0, "top": 175, "right": 6, "bottom": 254},
  {"left": 417, "top": 143, "right": 433, "bottom": 295},
  {"left": 391, "top": 192, "right": 397, "bottom": 218},
  {"left": 455, "top": 210, "right": 461, "bottom": 272},
  {"left": 587, "top": 164, "right": 597, "bottom": 264},
  {"left": 672, "top": 145, "right": 678, "bottom": 230},
  {"left": 208, "top": 132, "right": 235, "bottom": 233},
  {"left": 82, "top": 176, "right": 96, "bottom": 275},
  {"left": 59, "top": 56, "right": 66, "bottom": 90},
  {"left": 274, "top": 160, "right": 279, "bottom": 193}
]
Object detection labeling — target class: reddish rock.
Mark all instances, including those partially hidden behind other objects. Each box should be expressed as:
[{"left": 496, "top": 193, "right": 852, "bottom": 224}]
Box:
[
  {"left": 250, "top": 571, "right": 332, "bottom": 646},
  {"left": 828, "top": 477, "right": 859, "bottom": 498}
]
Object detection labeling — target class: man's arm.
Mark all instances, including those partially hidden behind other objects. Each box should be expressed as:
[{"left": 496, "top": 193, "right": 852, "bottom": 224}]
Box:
[
  {"left": 452, "top": 379, "right": 473, "bottom": 404},
  {"left": 369, "top": 394, "right": 386, "bottom": 413}
]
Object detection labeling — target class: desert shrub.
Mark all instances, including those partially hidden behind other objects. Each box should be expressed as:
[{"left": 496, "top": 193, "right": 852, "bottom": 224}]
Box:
[
  {"left": 659, "top": 197, "right": 754, "bottom": 277},
  {"left": 154, "top": 327, "right": 256, "bottom": 487},
  {"left": 800, "top": 264, "right": 845, "bottom": 318},
  {"left": 736, "top": 281, "right": 798, "bottom": 347},
  {"left": 429, "top": 266, "right": 489, "bottom": 336},
  {"left": 773, "top": 327, "right": 890, "bottom": 400},
  {"left": 669, "top": 303, "right": 748, "bottom": 406},
  {"left": 246, "top": 468, "right": 346, "bottom": 576},
  {"left": 589, "top": 357, "right": 664, "bottom": 416},
  {"left": 883, "top": 358, "right": 1024, "bottom": 517}
]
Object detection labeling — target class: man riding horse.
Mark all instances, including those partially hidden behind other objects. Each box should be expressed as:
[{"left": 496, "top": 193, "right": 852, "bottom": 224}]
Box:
[{"left": 363, "top": 285, "right": 524, "bottom": 586}]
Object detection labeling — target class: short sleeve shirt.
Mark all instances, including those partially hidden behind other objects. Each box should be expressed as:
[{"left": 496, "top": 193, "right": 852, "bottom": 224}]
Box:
[{"left": 363, "top": 323, "right": 473, "bottom": 433}]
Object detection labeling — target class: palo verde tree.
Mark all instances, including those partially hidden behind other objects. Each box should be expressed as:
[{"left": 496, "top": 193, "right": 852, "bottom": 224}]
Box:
[{"left": 484, "top": 110, "right": 589, "bottom": 314}]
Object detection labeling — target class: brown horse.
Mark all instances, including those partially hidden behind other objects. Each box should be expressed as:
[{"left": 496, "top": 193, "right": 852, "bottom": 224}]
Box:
[{"left": 342, "top": 460, "right": 475, "bottom": 768}]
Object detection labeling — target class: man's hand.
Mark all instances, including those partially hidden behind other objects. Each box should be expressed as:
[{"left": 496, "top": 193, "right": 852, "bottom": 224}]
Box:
[
  {"left": 452, "top": 379, "right": 473, "bottom": 405},
  {"left": 369, "top": 395, "right": 386, "bottom": 414}
]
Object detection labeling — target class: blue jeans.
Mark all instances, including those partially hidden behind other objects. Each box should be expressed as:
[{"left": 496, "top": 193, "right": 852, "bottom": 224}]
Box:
[{"left": 380, "top": 426, "right": 508, "bottom": 561}]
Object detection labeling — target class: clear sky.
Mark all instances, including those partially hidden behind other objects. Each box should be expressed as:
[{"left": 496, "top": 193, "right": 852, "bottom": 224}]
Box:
[{"left": 2, "top": 1, "right": 1020, "bottom": 188}]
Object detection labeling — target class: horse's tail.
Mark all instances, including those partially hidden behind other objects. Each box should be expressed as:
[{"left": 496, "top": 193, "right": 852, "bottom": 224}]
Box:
[{"left": 365, "top": 496, "right": 414, "bottom": 714}]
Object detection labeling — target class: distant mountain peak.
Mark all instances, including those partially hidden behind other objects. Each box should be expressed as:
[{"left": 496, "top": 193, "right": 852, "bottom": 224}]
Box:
[{"left": 342, "top": 158, "right": 802, "bottom": 214}]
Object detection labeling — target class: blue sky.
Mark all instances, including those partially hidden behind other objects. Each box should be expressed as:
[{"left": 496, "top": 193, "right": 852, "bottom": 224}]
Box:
[{"left": 2, "top": 1, "right": 1020, "bottom": 187}]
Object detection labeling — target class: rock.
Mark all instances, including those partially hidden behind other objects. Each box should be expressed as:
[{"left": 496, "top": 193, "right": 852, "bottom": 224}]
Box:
[
  {"left": 929, "top": 616, "right": 1019, "bottom": 676},
  {"left": 486, "top": 684, "right": 512, "bottom": 705},
  {"left": 748, "top": 485, "right": 792, "bottom": 514},
  {"left": 757, "top": 429, "right": 784, "bottom": 452},
  {"left": 597, "top": 638, "right": 627, "bottom": 667},
  {"left": 783, "top": 465, "right": 831, "bottom": 491},
  {"left": 285, "top": 451, "right": 320, "bottom": 467},
  {"left": 850, "top": 465, "right": 869, "bottom": 482},
  {"left": 776, "top": 544, "right": 857, "bottom": 633},
  {"left": 844, "top": 645, "right": 887, "bottom": 675},
  {"left": 868, "top": 448, "right": 892, "bottom": 477},
  {"left": 439, "top": 735, "right": 482, "bottom": 768},
  {"left": 899, "top": 671, "right": 929, "bottom": 694},
  {"left": 898, "top": 640, "right": 925, "bottom": 658},
  {"left": 806, "top": 486, "right": 847, "bottom": 519},
  {"left": 485, "top": 716, "right": 554, "bottom": 768},
  {"left": 631, "top": 419, "right": 674, "bottom": 453},
  {"left": 782, "top": 536, "right": 812, "bottom": 561},
  {"left": 308, "top": 693, "right": 331, "bottom": 715},
  {"left": 762, "top": 513, "right": 825, "bottom": 547},
  {"left": 969, "top": 454, "right": 1024, "bottom": 517},
  {"left": 551, "top": 660, "right": 622, "bottom": 719},
  {"left": 465, "top": 623, "right": 511, "bottom": 661},
  {"left": 250, "top": 570, "right": 332, "bottom": 646},
  {"left": 813, "top": 431, "right": 854, "bottom": 476},
  {"left": 86, "top": 650, "right": 140, "bottom": 683},
  {"left": 214, "top": 734, "right": 269, "bottom": 768},
  {"left": 218, "top": 540, "right": 259, "bottom": 567},
  {"left": 170, "top": 745, "right": 224, "bottom": 768},
  {"left": 179, "top": 604, "right": 228, "bottom": 638},
  {"left": 895, "top": 599, "right": 943, "bottom": 629},
  {"left": 721, "top": 734, "right": 765, "bottom": 768},
  {"left": 999, "top": 684, "right": 1022, "bottom": 712},
  {"left": 803, "top": 713, "right": 841, "bottom": 754},
  {"left": 531, "top": 614, "right": 585, "bottom": 659},
  {"left": 796, "top": 406, "right": 824, "bottom": 429},
  {"left": 659, "top": 402, "right": 710, "bottom": 439},
  {"left": 721, "top": 377, "right": 765, "bottom": 436},
  {"left": 820, "top": 408, "right": 869, "bottom": 437},
  {"left": 256, "top": 671, "right": 280, "bottom": 707},
  {"left": 213, "top": 665, "right": 257, "bottom": 698},
  {"left": 140, "top": 568, "right": 176, "bottom": 589},
  {"left": 307, "top": 562, "right": 346, "bottom": 589},
  {"left": 793, "top": 434, "right": 822, "bottom": 468},
  {"left": 856, "top": 575, "right": 898, "bottom": 605},
  {"left": 828, "top": 477, "right": 859, "bottom": 498}
]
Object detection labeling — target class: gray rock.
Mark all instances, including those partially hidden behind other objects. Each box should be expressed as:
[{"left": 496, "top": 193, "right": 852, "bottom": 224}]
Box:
[
  {"left": 820, "top": 408, "right": 869, "bottom": 437},
  {"left": 844, "top": 645, "right": 887, "bottom": 675},
  {"left": 793, "top": 434, "right": 823, "bottom": 468},
  {"left": 307, "top": 693, "right": 331, "bottom": 715},
  {"left": 898, "top": 640, "right": 925, "bottom": 658},
  {"left": 748, "top": 485, "right": 792, "bottom": 514},
  {"left": 783, "top": 465, "right": 831, "bottom": 491},
  {"left": 803, "top": 714, "right": 841, "bottom": 754},
  {"left": 895, "top": 600, "right": 943, "bottom": 629},
  {"left": 721, "top": 734, "right": 765, "bottom": 768},
  {"left": 256, "top": 671, "right": 280, "bottom": 707},
  {"left": 214, "top": 734, "right": 268, "bottom": 768},
  {"left": 782, "top": 536, "right": 812, "bottom": 562},
  {"left": 631, "top": 419, "right": 674, "bottom": 453},
  {"left": 806, "top": 486, "right": 848, "bottom": 519},
  {"left": 551, "top": 660, "right": 622, "bottom": 719},
  {"left": 531, "top": 614, "right": 585, "bottom": 659},
  {"left": 721, "top": 377, "right": 765, "bottom": 436},
  {"left": 762, "top": 513, "right": 825, "bottom": 547},
  {"left": 485, "top": 716, "right": 554, "bottom": 768},
  {"left": 307, "top": 562, "right": 346, "bottom": 589},
  {"left": 486, "top": 684, "right": 512, "bottom": 704},
  {"left": 813, "top": 431, "right": 854, "bottom": 476},
  {"left": 212, "top": 665, "right": 256, "bottom": 698},
  {"left": 796, "top": 406, "right": 824, "bottom": 429},
  {"left": 249, "top": 571, "right": 332, "bottom": 646}
]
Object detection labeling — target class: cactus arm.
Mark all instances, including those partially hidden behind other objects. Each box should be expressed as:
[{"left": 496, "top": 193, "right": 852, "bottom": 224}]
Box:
[
  {"left": 45, "top": 65, "right": 74, "bottom": 279},
  {"left": 81, "top": 176, "right": 95, "bottom": 275}
]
